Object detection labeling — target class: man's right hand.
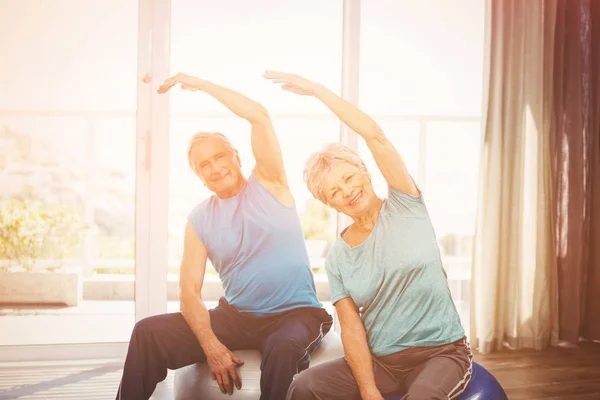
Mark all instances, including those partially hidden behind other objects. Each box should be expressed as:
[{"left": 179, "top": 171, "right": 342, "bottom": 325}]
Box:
[{"left": 205, "top": 341, "right": 244, "bottom": 395}]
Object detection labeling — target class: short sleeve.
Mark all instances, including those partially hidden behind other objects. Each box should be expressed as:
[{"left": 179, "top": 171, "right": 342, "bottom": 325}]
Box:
[
  {"left": 385, "top": 179, "right": 428, "bottom": 217},
  {"left": 186, "top": 203, "right": 206, "bottom": 243},
  {"left": 325, "top": 257, "right": 350, "bottom": 305}
]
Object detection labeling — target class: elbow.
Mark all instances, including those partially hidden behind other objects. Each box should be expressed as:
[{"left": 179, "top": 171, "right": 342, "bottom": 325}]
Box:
[
  {"left": 364, "top": 124, "right": 386, "bottom": 144},
  {"left": 179, "top": 287, "right": 201, "bottom": 312},
  {"left": 341, "top": 329, "right": 359, "bottom": 342},
  {"left": 341, "top": 329, "right": 366, "bottom": 349},
  {"left": 179, "top": 291, "right": 189, "bottom": 313},
  {"left": 341, "top": 339, "right": 361, "bottom": 365},
  {"left": 249, "top": 104, "right": 271, "bottom": 124}
]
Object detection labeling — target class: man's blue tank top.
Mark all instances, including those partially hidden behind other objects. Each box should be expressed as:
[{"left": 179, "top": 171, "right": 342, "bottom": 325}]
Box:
[{"left": 187, "top": 174, "right": 322, "bottom": 315}]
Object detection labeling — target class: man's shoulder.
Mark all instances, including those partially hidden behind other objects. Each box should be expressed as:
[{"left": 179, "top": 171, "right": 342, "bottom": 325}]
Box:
[
  {"left": 246, "top": 173, "right": 295, "bottom": 208},
  {"left": 188, "top": 196, "right": 217, "bottom": 222}
]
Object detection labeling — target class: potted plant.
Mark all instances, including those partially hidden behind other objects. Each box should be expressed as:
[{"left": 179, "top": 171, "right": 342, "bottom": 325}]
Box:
[{"left": 0, "top": 198, "right": 87, "bottom": 306}]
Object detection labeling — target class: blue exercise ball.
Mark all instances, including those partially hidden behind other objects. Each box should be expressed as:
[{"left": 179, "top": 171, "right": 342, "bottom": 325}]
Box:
[{"left": 384, "top": 362, "right": 507, "bottom": 400}]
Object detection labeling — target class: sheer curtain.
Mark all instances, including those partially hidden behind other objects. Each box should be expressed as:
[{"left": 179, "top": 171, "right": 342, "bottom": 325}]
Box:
[{"left": 470, "top": 0, "right": 559, "bottom": 354}]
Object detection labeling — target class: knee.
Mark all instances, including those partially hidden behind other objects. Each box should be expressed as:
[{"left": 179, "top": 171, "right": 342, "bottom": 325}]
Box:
[
  {"left": 264, "top": 337, "right": 306, "bottom": 360},
  {"left": 133, "top": 316, "right": 152, "bottom": 333},
  {"left": 286, "top": 371, "right": 317, "bottom": 400},
  {"left": 132, "top": 315, "right": 161, "bottom": 341}
]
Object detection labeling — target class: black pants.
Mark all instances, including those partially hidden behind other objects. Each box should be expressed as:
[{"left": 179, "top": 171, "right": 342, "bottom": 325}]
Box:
[{"left": 116, "top": 297, "right": 332, "bottom": 400}]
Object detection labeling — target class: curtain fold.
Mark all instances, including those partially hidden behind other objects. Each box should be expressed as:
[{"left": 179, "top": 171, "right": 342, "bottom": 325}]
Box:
[
  {"left": 554, "top": 0, "right": 600, "bottom": 344},
  {"left": 471, "top": 0, "right": 559, "bottom": 354},
  {"left": 473, "top": 0, "right": 600, "bottom": 353},
  {"left": 584, "top": 0, "right": 600, "bottom": 342}
]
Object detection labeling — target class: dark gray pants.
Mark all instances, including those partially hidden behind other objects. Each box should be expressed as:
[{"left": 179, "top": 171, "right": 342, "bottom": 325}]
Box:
[
  {"left": 116, "top": 298, "right": 332, "bottom": 400},
  {"left": 286, "top": 337, "right": 472, "bottom": 400}
]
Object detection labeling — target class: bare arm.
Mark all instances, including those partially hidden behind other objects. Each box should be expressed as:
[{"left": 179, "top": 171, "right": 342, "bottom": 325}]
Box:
[
  {"left": 179, "top": 222, "right": 214, "bottom": 346},
  {"left": 335, "top": 298, "right": 385, "bottom": 400},
  {"left": 313, "top": 85, "right": 417, "bottom": 195},
  {"left": 158, "top": 73, "right": 288, "bottom": 187},
  {"left": 179, "top": 222, "right": 243, "bottom": 395},
  {"left": 264, "top": 71, "right": 418, "bottom": 195}
]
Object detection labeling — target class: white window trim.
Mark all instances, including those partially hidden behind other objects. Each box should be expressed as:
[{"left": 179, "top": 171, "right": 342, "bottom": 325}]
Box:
[
  {"left": 0, "top": 0, "right": 172, "bottom": 363},
  {"left": 337, "top": 0, "right": 361, "bottom": 236},
  {"left": 134, "top": 0, "right": 171, "bottom": 321}
]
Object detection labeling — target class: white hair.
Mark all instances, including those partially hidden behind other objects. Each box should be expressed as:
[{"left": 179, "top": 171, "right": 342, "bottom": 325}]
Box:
[
  {"left": 303, "top": 142, "right": 369, "bottom": 204},
  {"left": 187, "top": 132, "right": 237, "bottom": 174}
]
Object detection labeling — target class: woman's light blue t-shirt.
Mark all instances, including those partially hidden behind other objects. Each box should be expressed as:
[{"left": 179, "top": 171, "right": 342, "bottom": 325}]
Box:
[{"left": 326, "top": 185, "right": 465, "bottom": 356}]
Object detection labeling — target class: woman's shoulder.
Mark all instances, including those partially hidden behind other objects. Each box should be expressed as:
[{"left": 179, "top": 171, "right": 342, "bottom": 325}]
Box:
[
  {"left": 325, "top": 237, "right": 351, "bottom": 268},
  {"left": 326, "top": 239, "right": 341, "bottom": 258}
]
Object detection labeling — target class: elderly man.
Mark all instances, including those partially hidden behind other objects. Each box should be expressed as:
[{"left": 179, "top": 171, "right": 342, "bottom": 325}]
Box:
[{"left": 115, "top": 73, "right": 332, "bottom": 400}]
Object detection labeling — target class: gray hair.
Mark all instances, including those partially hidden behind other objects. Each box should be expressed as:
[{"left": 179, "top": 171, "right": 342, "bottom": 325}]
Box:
[
  {"left": 187, "top": 132, "right": 237, "bottom": 174},
  {"left": 303, "top": 142, "right": 369, "bottom": 204}
]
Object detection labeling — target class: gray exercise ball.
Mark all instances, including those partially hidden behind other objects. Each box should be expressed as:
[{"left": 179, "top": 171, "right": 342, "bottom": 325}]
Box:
[{"left": 174, "top": 331, "right": 344, "bottom": 400}]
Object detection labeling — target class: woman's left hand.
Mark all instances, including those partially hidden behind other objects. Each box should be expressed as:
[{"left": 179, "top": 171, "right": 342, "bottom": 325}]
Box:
[{"left": 263, "top": 70, "right": 321, "bottom": 96}]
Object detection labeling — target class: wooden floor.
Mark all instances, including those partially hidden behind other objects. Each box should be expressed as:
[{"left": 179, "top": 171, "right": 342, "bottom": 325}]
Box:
[
  {"left": 0, "top": 342, "right": 598, "bottom": 399},
  {"left": 0, "top": 361, "right": 174, "bottom": 400},
  {"left": 473, "top": 341, "right": 600, "bottom": 399}
]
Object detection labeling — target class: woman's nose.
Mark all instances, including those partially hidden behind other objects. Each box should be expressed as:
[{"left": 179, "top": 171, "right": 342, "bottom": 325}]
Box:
[{"left": 341, "top": 186, "right": 352, "bottom": 198}]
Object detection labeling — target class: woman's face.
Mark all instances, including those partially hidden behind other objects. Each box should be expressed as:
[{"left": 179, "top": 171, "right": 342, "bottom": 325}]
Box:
[{"left": 321, "top": 162, "right": 376, "bottom": 217}]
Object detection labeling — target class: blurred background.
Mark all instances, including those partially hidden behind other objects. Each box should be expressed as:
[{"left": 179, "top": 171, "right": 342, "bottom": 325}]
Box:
[{"left": 0, "top": 0, "right": 483, "bottom": 348}]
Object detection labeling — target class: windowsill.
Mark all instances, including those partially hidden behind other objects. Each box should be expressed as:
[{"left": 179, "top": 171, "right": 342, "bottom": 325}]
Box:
[{"left": 81, "top": 271, "right": 470, "bottom": 303}]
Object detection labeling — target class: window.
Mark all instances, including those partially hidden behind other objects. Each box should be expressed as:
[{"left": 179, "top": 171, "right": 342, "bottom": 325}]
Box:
[
  {"left": 0, "top": 0, "right": 138, "bottom": 345},
  {"left": 359, "top": 0, "right": 485, "bottom": 116},
  {"left": 167, "top": 0, "right": 343, "bottom": 310},
  {"left": 359, "top": 0, "right": 485, "bottom": 327}
]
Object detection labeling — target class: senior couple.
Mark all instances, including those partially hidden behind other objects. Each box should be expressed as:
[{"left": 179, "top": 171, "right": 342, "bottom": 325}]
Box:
[{"left": 115, "top": 71, "right": 471, "bottom": 400}]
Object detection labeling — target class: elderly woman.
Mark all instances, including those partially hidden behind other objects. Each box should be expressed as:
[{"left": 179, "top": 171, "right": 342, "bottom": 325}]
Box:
[{"left": 264, "top": 71, "right": 471, "bottom": 400}]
